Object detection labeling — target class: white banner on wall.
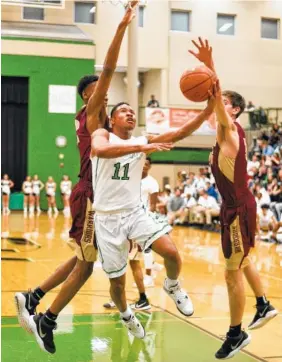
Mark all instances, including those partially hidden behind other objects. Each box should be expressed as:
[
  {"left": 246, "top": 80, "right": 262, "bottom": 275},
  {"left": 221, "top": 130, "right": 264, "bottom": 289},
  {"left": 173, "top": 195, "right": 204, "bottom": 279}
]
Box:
[
  {"left": 145, "top": 107, "right": 216, "bottom": 135},
  {"left": 48, "top": 85, "right": 76, "bottom": 114}
]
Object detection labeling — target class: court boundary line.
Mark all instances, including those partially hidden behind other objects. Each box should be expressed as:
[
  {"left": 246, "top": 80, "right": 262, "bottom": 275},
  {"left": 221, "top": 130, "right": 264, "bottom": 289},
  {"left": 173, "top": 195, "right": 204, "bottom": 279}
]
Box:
[{"left": 163, "top": 309, "right": 267, "bottom": 362}]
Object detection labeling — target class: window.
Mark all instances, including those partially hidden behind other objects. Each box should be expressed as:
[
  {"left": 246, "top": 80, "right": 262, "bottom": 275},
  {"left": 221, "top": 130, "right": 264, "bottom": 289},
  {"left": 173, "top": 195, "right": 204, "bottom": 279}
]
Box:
[
  {"left": 217, "top": 14, "right": 235, "bottom": 35},
  {"left": 139, "top": 6, "right": 144, "bottom": 27},
  {"left": 74, "top": 2, "right": 95, "bottom": 24},
  {"left": 23, "top": 7, "right": 44, "bottom": 21},
  {"left": 171, "top": 10, "right": 190, "bottom": 32},
  {"left": 261, "top": 18, "right": 279, "bottom": 39}
]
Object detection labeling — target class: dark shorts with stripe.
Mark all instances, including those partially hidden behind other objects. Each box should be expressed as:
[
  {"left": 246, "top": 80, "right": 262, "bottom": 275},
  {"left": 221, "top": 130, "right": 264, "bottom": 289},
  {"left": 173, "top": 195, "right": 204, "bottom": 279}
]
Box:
[
  {"left": 220, "top": 196, "right": 256, "bottom": 270},
  {"left": 69, "top": 179, "right": 97, "bottom": 262}
]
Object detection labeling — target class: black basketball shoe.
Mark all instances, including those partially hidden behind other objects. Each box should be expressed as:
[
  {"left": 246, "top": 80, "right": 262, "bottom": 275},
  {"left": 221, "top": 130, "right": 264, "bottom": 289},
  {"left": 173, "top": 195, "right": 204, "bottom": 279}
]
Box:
[
  {"left": 15, "top": 291, "right": 39, "bottom": 333},
  {"left": 248, "top": 302, "right": 278, "bottom": 330},
  {"left": 29, "top": 313, "right": 57, "bottom": 354},
  {"left": 215, "top": 331, "right": 251, "bottom": 359},
  {"left": 130, "top": 298, "right": 151, "bottom": 311}
]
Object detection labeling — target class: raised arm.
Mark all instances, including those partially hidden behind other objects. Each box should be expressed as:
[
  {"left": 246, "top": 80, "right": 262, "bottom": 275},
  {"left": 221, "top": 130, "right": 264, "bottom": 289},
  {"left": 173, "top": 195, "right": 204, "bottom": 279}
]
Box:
[
  {"left": 91, "top": 129, "right": 174, "bottom": 159},
  {"left": 86, "top": 2, "right": 138, "bottom": 134},
  {"left": 189, "top": 38, "right": 235, "bottom": 130},
  {"left": 148, "top": 89, "right": 216, "bottom": 144}
]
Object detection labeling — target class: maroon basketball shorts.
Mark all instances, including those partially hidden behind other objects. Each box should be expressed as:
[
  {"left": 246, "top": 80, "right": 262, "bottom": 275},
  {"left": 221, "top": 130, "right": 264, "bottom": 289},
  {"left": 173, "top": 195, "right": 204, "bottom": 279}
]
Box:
[
  {"left": 69, "top": 180, "right": 96, "bottom": 262},
  {"left": 220, "top": 198, "right": 256, "bottom": 270}
]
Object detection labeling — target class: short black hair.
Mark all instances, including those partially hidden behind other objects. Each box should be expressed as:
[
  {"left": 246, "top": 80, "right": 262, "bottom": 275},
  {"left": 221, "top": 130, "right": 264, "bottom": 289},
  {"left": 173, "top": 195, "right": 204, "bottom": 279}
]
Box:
[
  {"left": 222, "top": 90, "right": 246, "bottom": 118},
  {"left": 77, "top": 75, "right": 99, "bottom": 99},
  {"left": 261, "top": 204, "right": 270, "bottom": 210},
  {"left": 110, "top": 102, "right": 130, "bottom": 118}
]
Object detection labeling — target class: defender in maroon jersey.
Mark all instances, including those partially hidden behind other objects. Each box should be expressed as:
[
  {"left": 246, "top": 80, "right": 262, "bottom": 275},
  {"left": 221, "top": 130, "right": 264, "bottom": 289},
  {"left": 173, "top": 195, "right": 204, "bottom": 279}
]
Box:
[
  {"left": 189, "top": 38, "right": 277, "bottom": 360},
  {"left": 14, "top": 2, "right": 139, "bottom": 355}
]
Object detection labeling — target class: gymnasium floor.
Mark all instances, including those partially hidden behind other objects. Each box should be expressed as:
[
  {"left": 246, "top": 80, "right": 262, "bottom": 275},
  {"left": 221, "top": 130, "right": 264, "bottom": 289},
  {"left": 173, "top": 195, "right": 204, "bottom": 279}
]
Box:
[{"left": 1, "top": 213, "right": 282, "bottom": 362}]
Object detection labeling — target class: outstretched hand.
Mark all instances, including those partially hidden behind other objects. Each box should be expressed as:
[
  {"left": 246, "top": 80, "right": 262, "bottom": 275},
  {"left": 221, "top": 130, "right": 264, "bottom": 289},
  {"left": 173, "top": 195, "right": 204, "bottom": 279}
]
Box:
[
  {"left": 205, "top": 79, "right": 221, "bottom": 114},
  {"left": 122, "top": 1, "right": 139, "bottom": 25},
  {"left": 189, "top": 37, "right": 213, "bottom": 69}
]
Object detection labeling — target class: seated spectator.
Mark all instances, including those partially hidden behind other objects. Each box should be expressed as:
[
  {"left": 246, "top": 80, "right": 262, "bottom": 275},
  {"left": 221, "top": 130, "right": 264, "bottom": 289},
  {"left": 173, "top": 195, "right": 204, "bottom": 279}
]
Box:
[
  {"left": 247, "top": 154, "right": 260, "bottom": 172},
  {"left": 167, "top": 187, "right": 185, "bottom": 225},
  {"left": 196, "top": 174, "right": 210, "bottom": 191},
  {"left": 157, "top": 184, "right": 172, "bottom": 214},
  {"left": 262, "top": 139, "right": 274, "bottom": 156},
  {"left": 192, "top": 190, "right": 220, "bottom": 230},
  {"left": 254, "top": 184, "right": 271, "bottom": 207},
  {"left": 179, "top": 192, "right": 197, "bottom": 224},
  {"left": 147, "top": 94, "right": 160, "bottom": 108},
  {"left": 257, "top": 204, "right": 281, "bottom": 243},
  {"left": 204, "top": 166, "right": 211, "bottom": 179},
  {"left": 205, "top": 181, "right": 218, "bottom": 201},
  {"left": 269, "top": 128, "right": 280, "bottom": 148},
  {"left": 183, "top": 178, "right": 196, "bottom": 198},
  {"left": 188, "top": 172, "right": 198, "bottom": 188}
]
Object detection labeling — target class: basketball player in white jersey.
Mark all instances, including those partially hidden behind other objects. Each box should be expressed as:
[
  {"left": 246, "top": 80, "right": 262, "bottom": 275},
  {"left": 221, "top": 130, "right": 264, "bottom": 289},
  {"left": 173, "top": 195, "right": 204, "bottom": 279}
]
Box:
[
  {"left": 90, "top": 92, "right": 215, "bottom": 338},
  {"left": 22, "top": 176, "right": 34, "bottom": 217},
  {"left": 32, "top": 175, "right": 44, "bottom": 215},
  {"left": 60, "top": 175, "right": 72, "bottom": 217},
  {"left": 46, "top": 177, "right": 58, "bottom": 217},
  {"left": 104, "top": 157, "right": 161, "bottom": 311},
  {"left": 1, "top": 174, "right": 14, "bottom": 215}
]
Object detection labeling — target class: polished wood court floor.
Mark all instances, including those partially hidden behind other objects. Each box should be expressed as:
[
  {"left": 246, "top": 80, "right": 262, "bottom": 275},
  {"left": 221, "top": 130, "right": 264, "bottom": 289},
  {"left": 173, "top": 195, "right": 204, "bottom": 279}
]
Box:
[{"left": 2, "top": 213, "right": 282, "bottom": 361}]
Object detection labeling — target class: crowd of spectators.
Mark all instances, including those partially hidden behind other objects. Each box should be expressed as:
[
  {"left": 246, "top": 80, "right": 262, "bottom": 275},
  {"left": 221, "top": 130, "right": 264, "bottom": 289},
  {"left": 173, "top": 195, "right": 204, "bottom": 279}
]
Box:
[{"left": 156, "top": 124, "right": 282, "bottom": 243}]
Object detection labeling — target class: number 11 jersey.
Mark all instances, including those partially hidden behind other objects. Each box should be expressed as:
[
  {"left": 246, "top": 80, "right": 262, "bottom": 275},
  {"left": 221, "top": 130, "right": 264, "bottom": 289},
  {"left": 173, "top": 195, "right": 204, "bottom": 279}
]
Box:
[{"left": 92, "top": 133, "right": 148, "bottom": 213}]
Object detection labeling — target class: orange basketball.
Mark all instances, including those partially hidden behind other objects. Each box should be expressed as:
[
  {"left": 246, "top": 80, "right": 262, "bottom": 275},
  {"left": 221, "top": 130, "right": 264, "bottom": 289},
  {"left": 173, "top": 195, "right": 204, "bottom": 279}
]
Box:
[{"left": 180, "top": 66, "right": 216, "bottom": 102}]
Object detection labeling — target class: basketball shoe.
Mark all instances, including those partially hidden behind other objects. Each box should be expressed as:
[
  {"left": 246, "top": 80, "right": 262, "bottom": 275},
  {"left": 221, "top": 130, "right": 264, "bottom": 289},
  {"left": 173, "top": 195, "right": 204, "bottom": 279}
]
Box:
[
  {"left": 248, "top": 302, "right": 278, "bottom": 330},
  {"left": 215, "top": 331, "right": 251, "bottom": 359},
  {"left": 121, "top": 313, "right": 145, "bottom": 339},
  {"left": 29, "top": 313, "right": 57, "bottom": 354},
  {"left": 130, "top": 297, "right": 151, "bottom": 311},
  {"left": 163, "top": 278, "right": 194, "bottom": 316},
  {"left": 15, "top": 291, "right": 39, "bottom": 333},
  {"left": 103, "top": 300, "right": 116, "bottom": 309}
]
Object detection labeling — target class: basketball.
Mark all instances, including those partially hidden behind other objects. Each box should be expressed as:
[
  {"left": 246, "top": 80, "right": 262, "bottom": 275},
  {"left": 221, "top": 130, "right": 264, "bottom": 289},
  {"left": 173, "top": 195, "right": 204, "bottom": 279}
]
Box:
[{"left": 180, "top": 66, "right": 216, "bottom": 102}]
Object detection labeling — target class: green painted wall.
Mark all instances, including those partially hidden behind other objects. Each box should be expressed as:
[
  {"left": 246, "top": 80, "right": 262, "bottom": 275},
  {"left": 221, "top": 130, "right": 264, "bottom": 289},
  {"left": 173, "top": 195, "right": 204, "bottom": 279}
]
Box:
[
  {"left": 150, "top": 148, "right": 210, "bottom": 164},
  {"left": 1, "top": 54, "right": 94, "bottom": 209}
]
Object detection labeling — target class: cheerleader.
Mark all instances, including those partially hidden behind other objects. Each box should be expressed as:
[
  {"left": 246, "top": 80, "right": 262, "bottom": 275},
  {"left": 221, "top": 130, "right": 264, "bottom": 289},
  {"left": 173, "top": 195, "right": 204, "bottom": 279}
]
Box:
[
  {"left": 1, "top": 174, "right": 14, "bottom": 215},
  {"left": 60, "top": 175, "right": 72, "bottom": 217},
  {"left": 32, "top": 175, "right": 44, "bottom": 215},
  {"left": 46, "top": 176, "right": 58, "bottom": 216},
  {"left": 22, "top": 176, "right": 34, "bottom": 216}
]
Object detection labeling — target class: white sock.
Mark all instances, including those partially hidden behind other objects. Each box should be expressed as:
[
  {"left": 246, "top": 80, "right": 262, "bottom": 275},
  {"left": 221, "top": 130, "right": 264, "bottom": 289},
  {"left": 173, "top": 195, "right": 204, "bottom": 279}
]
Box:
[
  {"left": 54, "top": 207, "right": 58, "bottom": 213},
  {"left": 37, "top": 207, "right": 41, "bottom": 211},
  {"left": 24, "top": 207, "right": 27, "bottom": 213},
  {"left": 30, "top": 206, "right": 34, "bottom": 214},
  {"left": 144, "top": 251, "right": 154, "bottom": 269},
  {"left": 166, "top": 278, "right": 178, "bottom": 288},
  {"left": 120, "top": 306, "right": 132, "bottom": 320},
  {"left": 48, "top": 207, "right": 52, "bottom": 213}
]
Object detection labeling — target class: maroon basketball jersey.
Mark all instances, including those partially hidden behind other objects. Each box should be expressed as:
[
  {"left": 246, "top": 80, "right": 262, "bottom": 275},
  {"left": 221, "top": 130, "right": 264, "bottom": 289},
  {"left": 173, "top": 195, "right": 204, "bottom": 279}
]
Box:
[
  {"left": 75, "top": 106, "right": 92, "bottom": 182},
  {"left": 211, "top": 122, "right": 254, "bottom": 207}
]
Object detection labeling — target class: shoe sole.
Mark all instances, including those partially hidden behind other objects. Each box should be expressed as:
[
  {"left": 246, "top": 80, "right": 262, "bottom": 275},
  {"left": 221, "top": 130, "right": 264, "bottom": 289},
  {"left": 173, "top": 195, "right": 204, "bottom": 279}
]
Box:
[
  {"left": 103, "top": 305, "right": 117, "bottom": 309},
  {"left": 163, "top": 286, "right": 194, "bottom": 317},
  {"left": 248, "top": 310, "right": 278, "bottom": 330},
  {"left": 217, "top": 335, "right": 251, "bottom": 360},
  {"left": 131, "top": 304, "right": 151, "bottom": 311},
  {"left": 14, "top": 293, "right": 32, "bottom": 334},
  {"left": 29, "top": 316, "right": 55, "bottom": 354}
]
